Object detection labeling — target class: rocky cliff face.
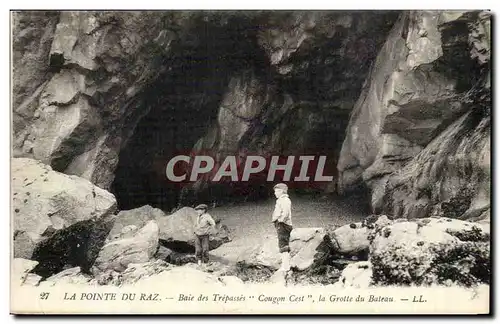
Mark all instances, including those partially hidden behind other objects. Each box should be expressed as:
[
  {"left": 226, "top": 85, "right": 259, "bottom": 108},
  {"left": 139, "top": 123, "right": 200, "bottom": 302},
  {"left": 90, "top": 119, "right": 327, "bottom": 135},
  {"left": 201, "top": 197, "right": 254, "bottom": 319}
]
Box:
[
  {"left": 12, "top": 10, "right": 490, "bottom": 220},
  {"left": 337, "top": 11, "right": 491, "bottom": 221},
  {"left": 13, "top": 11, "right": 180, "bottom": 189}
]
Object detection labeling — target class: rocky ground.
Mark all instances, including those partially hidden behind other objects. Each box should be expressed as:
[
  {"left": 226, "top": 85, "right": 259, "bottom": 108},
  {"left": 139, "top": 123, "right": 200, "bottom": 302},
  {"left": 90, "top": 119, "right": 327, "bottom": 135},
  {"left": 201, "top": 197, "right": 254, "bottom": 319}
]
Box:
[{"left": 12, "top": 158, "right": 490, "bottom": 290}]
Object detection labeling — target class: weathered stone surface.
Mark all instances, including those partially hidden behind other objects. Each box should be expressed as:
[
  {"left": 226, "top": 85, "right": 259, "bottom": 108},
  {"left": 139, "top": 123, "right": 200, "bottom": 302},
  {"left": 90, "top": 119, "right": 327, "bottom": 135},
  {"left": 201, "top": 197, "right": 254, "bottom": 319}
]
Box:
[
  {"left": 121, "top": 264, "right": 226, "bottom": 288},
  {"left": 256, "top": 11, "right": 399, "bottom": 103},
  {"left": 337, "top": 11, "right": 491, "bottom": 220},
  {"left": 238, "top": 228, "right": 334, "bottom": 271},
  {"left": 92, "top": 260, "right": 240, "bottom": 287},
  {"left": 154, "top": 246, "right": 174, "bottom": 262},
  {"left": 12, "top": 11, "right": 60, "bottom": 157},
  {"left": 333, "top": 261, "right": 372, "bottom": 288},
  {"left": 93, "top": 220, "right": 159, "bottom": 273},
  {"left": 12, "top": 158, "right": 117, "bottom": 268},
  {"left": 39, "top": 267, "right": 93, "bottom": 287},
  {"left": 330, "top": 223, "right": 370, "bottom": 255},
  {"left": 289, "top": 228, "right": 334, "bottom": 271},
  {"left": 14, "top": 11, "right": 180, "bottom": 189},
  {"left": 156, "top": 207, "right": 231, "bottom": 250},
  {"left": 369, "top": 217, "right": 490, "bottom": 286},
  {"left": 380, "top": 109, "right": 490, "bottom": 221},
  {"left": 11, "top": 258, "right": 41, "bottom": 286},
  {"left": 237, "top": 237, "right": 280, "bottom": 269},
  {"left": 93, "top": 259, "right": 171, "bottom": 286},
  {"left": 106, "top": 205, "right": 166, "bottom": 242}
]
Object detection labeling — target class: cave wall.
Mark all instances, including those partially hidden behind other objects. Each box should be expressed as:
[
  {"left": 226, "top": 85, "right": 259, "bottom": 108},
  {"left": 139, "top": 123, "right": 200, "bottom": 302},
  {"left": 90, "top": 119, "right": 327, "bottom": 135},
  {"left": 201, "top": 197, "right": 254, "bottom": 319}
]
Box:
[
  {"left": 177, "top": 11, "right": 401, "bottom": 205},
  {"left": 12, "top": 10, "right": 491, "bottom": 219},
  {"left": 12, "top": 11, "right": 235, "bottom": 189},
  {"left": 337, "top": 10, "right": 491, "bottom": 221}
]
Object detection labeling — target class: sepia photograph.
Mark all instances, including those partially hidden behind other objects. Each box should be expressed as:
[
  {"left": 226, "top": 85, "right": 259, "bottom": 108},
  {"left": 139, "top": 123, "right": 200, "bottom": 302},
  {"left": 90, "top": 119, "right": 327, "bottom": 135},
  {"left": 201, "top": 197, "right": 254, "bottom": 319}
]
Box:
[{"left": 9, "top": 8, "right": 491, "bottom": 315}]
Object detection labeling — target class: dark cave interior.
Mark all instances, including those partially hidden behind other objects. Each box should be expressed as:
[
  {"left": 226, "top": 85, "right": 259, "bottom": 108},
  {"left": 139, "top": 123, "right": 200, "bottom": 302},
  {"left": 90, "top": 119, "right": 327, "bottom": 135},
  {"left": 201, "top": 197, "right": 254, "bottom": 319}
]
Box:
[
  {"left": 109, "top": 13, "right": 398, "bottom": 213},
  {"left": 110, "top": 16, "right": 275, "bottom": 211}
]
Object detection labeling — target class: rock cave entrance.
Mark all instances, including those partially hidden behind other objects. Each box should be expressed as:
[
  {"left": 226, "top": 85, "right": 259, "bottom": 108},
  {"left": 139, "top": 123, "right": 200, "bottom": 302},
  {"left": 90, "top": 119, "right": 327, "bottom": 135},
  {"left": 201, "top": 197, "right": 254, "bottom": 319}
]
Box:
[
  {"left": 109, "top": 13, "right": 386, "bottom": 213},
  {"left": 110, "top": 16, "right": 274, "bottom": 212}
]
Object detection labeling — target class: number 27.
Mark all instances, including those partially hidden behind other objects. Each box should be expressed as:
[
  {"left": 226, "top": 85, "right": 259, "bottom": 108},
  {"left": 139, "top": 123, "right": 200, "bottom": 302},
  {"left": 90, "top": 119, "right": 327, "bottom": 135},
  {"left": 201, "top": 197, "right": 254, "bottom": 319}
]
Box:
[{"left": 40, "top": 292, "right": 50, "bottom": 300}]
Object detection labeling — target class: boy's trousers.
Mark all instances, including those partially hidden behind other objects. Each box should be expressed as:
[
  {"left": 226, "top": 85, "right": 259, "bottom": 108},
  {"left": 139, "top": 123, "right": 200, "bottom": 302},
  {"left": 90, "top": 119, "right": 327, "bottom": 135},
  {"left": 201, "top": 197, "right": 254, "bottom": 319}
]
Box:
[
  {"left": 274, "top": 221, "right": 292, "bottom": 253},
  {"left": 194, "top": 234, "right": 210, "bottom": 263}
]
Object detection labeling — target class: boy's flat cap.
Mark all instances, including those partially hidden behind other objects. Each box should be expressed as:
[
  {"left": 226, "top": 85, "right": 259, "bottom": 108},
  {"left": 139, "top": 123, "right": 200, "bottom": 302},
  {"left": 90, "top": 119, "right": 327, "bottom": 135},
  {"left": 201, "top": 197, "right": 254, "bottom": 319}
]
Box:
[
  {"left": 194, "top": 204, "right": 208, "bottom": 210},
  {"left": 273, "top": 183, "right": 288, "bottom": 190}
]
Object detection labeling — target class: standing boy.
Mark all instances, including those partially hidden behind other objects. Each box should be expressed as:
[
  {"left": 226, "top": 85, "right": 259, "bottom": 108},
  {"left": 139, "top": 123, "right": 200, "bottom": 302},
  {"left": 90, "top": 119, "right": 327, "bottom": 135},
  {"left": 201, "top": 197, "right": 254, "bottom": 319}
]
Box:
[
  {"left": 271, "top": 183, "right": 293, "bottom": 272},
  {"left": 193, "top": 204, "right": 216, "bottom": 266}
]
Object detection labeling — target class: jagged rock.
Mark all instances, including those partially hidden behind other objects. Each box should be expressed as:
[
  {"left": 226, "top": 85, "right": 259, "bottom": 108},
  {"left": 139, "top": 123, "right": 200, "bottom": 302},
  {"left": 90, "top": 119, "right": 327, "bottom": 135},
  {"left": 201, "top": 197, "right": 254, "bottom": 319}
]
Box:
[
  {"left": 237, "top": 237, "right": 280, "bottom": 269},
  {"left": 369, "top": 217, "right": 490, "bottom": 286},
  {"left": 154, "top": 246, "right": 173, "bottom": 262},
  {"left": 12, "top": 11, "right": 60, "bottom": 156},
  {"left": 13, "top": 11, "right": 180, "bottom": 188},
  {"left": 120, "top": 264, "right": 225, "bottom": 288},
  {"left": 13, "top": 231, "right": 37, "bottom": 261},
  {"left": 380, "top": 109, "right": 490, "bottom": 221},
  {"left": 289, "top": 228, "right": 334, "bottom": 271},
  {"left": 330, "top": 222, "right": 370, "bottom": 255},
  {"left": 256, "top": 11, "right": 399, "bottom": 102},
  {"left": 39, "top": 267, "right": 93, "bottom": 287},
  {"left": 93, "top": 259, "right": 171, "bottom": 286},
  {"left": 12, "top": 158, "right": 117, "bottom": 258},
  {"left": 156, "top": 207, "right": 231, "bottom": 251},
  {"left": 238, "top": 228, "right": 334, "bottom": 271},
  {"left": 106, "top": 205, "right": 166, "bottom": 242},
  {"left": 24, "top": 273, "right": 43, "bottom": 286},
  {"left": 337, "top": 11, "right": 491, "bottom": 220},
  {"left": 167, "top": 252, "right": 197, "bottom": 266},
  {"left": 12, "top": 158, "right": 117, "bottom": 278},
  {"left": 11, "top": 258, "right": 42, "bottom": 286},
  {"left": 92, "top": 220, "right": 159, "bottom": 273},
  {"left": 373, "top": 215, "right": 393, "bottom": 228},
  {"left": 333, "top": 261, "right": 372, "bottom": 288}
]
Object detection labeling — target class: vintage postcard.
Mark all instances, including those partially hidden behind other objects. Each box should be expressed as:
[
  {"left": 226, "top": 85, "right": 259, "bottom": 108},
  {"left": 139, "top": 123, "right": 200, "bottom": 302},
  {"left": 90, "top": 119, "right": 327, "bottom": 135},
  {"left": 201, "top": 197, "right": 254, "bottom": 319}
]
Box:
[{"left": 10, "top": 9, "right": 491, "bottom": 315}]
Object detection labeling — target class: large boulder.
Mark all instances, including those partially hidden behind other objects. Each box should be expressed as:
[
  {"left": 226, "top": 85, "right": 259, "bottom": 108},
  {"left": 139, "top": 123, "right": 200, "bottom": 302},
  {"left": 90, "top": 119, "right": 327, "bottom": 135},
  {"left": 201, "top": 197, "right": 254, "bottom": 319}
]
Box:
[
  {"left": 337, "top": 11, "right": 491, "bottom": 219},
  {"left": 330, "top": 222, "right": 370, "bottom": 255},
  {"left": 237, "top": 228, "right": 334, "bottom": 271},
  {"left": 379, "top": 108, "right": 491, "bottom": 221},
  {"left": 237, "top": 234, "right": 281, "bottom": 269},
  {"left": 156, "top": 207, "right": 231, "bottom": 251},
  {"left": 369, "top": 217, "right": 490, "bottom": 287},
  {"left": 328, "top": 215, "right": 394, "bottom": 256},
  {"left": 12, "top": 158, "right": 117, "bottom": 278},
  {"left": 92, "top": 220, "right": 159, "bottom": 273},
  {"left": 106, "top": 205, "right": 166, "bottom": 242},
  {"left": 289, "top": 228, "right": 335, "bottom": 271},
  {"left": 94, "top": 260, "right": 240, "bottom": 287}
]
